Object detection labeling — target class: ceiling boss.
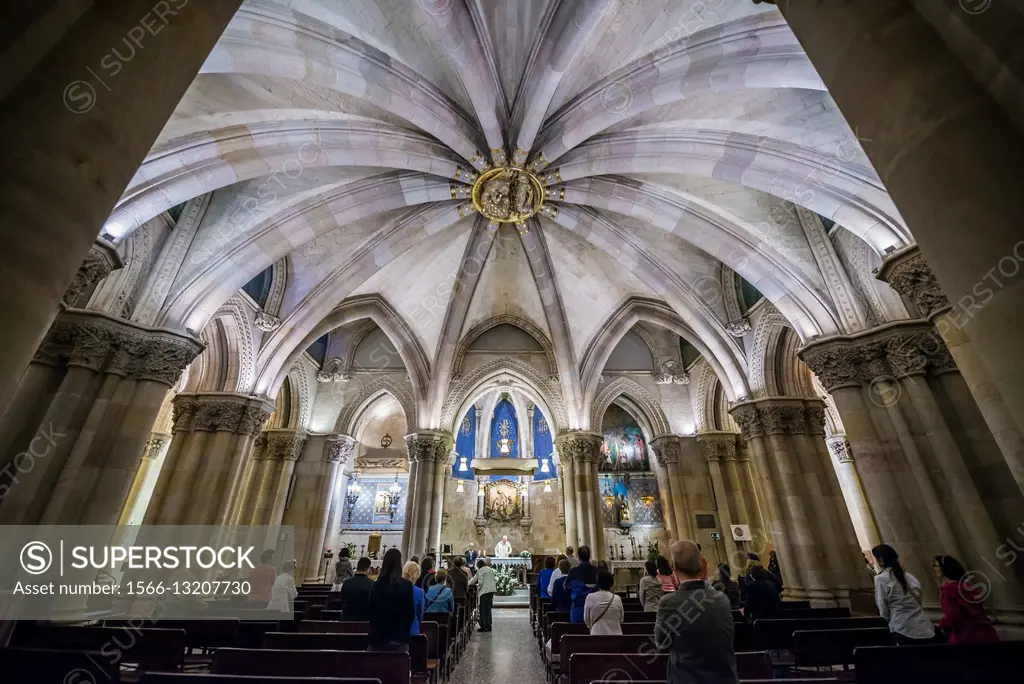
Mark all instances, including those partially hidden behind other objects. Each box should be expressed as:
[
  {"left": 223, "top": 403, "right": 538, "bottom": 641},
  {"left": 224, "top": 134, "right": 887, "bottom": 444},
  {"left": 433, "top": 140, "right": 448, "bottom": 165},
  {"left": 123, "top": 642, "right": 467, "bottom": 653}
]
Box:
[{"left": 472, "top": 166, "right": 545, "bottom": 226}]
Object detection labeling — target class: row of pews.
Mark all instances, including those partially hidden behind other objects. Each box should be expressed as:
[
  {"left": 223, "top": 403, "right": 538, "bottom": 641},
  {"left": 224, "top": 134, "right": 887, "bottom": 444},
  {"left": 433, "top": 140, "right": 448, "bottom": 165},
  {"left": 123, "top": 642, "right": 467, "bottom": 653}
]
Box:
[
  {"left": 1, "top": 581, "right": 477, "bottom": 684},
  {"left": 529, "top": 585, "right": 1022, "bottom": 683}
]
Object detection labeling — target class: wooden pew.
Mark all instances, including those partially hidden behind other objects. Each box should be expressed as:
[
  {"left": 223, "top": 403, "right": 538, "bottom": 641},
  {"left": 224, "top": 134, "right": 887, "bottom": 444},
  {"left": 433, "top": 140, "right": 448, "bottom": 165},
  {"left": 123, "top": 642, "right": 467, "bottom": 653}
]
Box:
[
  {"left": 779, "top": 607, "right": 852, "bottom": 620},
  {"left": 212, "top": 648, "right": 412, "bottom": 684},
  {"left": 780, "top": 600, "right": 812, "bottom": 610},
  {"left": 0, "top": 647, "right": 120, "bottom": 684},
  {"left": 855, "top": 642, "right": 1024, "bottom": 683},
  {"left": 238, "top": 622, "right": 281, "bottom": 649},
  {"left": 753, "top": 617, "right": 887, "bottom": 651},
  {"left": 793, "top": 627, "right": 893, "bottom": 669},
  {"left": 622, "top": 612, "right": 658, "bottom": 623},
  {"left": 559, "top": 635, "right": 654, "bottom": 684},
  {"left": 259, "top": 633, "right": 430, "bottom": 677},
  {"left": 567, "top": 652, "right": 771, "bottom": 684},
  {"left": 322, "top": 609, "right": 344, "bottom": 621},
  {"left": 105, "top": 619, "right": 241, "bottom": 651},
  {"left": 11, "top": 625, "right": 187, "bottom": 671},
  {"left": 141, "top": 676, "right": 380, "bottom": 684},
  {"left": 300, "top": 620, "right": 371, "bottom": 633}
]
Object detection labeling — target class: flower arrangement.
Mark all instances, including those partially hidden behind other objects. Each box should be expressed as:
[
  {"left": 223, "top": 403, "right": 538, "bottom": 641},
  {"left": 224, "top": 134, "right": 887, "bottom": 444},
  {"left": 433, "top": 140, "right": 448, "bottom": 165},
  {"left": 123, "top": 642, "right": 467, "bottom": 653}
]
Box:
[
  {"left": 646, "top": 540, "right": 660, "bottom": 563},
  {"left": 494, "top": 565, "right": 519, "bottom": 596},
  {"left": 519, "top": 550, "right": 531, "bottom": 559}
]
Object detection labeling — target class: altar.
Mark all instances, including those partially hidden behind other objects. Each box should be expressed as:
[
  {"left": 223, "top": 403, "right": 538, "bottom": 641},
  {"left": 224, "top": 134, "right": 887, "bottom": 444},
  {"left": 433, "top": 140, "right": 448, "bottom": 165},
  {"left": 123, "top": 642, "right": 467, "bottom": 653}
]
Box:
[{"left": 488, "top": 556, "right": 531, "bottom": 585}]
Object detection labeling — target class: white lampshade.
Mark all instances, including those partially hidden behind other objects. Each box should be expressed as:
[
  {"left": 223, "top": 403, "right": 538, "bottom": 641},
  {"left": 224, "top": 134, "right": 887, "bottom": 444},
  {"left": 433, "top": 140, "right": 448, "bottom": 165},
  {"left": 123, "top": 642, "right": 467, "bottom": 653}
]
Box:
[
  {"left": 540, "top": 459, "right": 550, "bottom": 473},
  {"left": 458, "top": 456, "right": 468, "bottom": 472},
  {"left": 543, "top": 481, "right": 552, "bottom": 493},
  {"left": 456, "top": 480, "right": 465, "bottom": 493}
]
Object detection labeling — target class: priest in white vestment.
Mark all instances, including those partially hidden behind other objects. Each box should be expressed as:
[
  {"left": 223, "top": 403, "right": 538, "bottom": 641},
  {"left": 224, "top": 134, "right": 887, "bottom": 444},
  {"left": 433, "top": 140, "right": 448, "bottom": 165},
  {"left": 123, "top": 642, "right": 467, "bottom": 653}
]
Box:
[{"left": 494, "top": 536, "right": 512, "bottom": 558}]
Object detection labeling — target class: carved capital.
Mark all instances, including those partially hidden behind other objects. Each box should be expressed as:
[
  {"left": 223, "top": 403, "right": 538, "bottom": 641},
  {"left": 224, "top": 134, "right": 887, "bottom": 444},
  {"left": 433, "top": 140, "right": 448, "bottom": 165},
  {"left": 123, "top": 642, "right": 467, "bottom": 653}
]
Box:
[
  {"left": 760, "top": 404, "right": 806, "bottom": 435},
  {"left": 827, "top": 438, "right": 854, "bottom": 463},
  {"left": 405, "top": 431, "right": 454, "bottom": 464},
  {"left": 554, "top": 431, "right": 604, "bottom": 464},
  {"left": 799, "top": 343, "right": 860, "bottom": 392},
  {"left": 696, "top": 434, "right": 737, "bottom": 462},
  {"left": 729, "top": 404, "right": 764, "bottom": 440},
  {"left": 63, "top": 239, "right": 122, "bottom": 307},
  {"left": 171, "top": 394, "right": 199, "bottom": 432},
  {"left": 239, "top": 402, "right": 274, "bottom": 437},
  {"left": 143, "top": 435, "right": 168, "bottom": 459},
  {"left": 266, "top": 431, "right": 306, "bottom": 461},
  {"left": 650, "top": 435, "right": 681, "bottom": 465},
  {"left": 804, "top": 404, "right": 827, "bottom": 435},
  {"left": 253, "top": 311, "right": 282, "bottom": 332},
  {"left": 325, "top": 434, "right": 357, "bottom": 464},
  {"left": 193, "top": 398, "right": 246, "bottom": 432},
  {"left": 878, "top": 246, "right": 950, "bottom": 319}
]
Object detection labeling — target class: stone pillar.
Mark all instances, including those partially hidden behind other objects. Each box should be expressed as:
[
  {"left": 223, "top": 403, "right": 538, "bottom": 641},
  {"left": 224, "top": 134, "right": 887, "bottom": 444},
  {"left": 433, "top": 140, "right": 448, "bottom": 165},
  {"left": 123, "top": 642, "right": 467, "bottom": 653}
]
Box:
[
  {"left": 772, "top": 0, "right": 1024, "bottom": 446},
  {"left": 287, "top": 434, "right": 355, "bottom": 582},
  {"left": 557, "top": 452, "right": 579, "bottom": 546},
  {"left": 649, "top": 446, "right": 676, "bottom": 542},
  {"left": 405, "top": 431, "right": 453, "bottom": 558},
  {"left": 118, "top": 433, "right": 170, "bottom": 525},
  {"left": 143, "top": 393, "right": 273, "bottom": 525},
  {"left": 825, "top": 437, "right": 880, "bottom": 553},
  {"left": 0, "top": 1, "right": 245, "bottom": 414},
  {"left": 697, "top": 434, "right": 741, "bottom": 568},
  {"left": 425, "top": 451, "right": 453, "bottom": 555},
  {"left": 555, "top": 432, "right": 603, "bottom": 556},
  {"left": 801, "top": 324, "right": 1024, "bottom": 613},
  {"left": 474, "top": 475, "right": 487, "bottom": 536},
  {"left": 880, "top": 245, "right": 1024, "bottom": 495},
  {"left": 651, "top": 436, "right": 686, "bottom": 543},
  {"left": 0, "top": 310, "right": 201, "bottom": 525}
]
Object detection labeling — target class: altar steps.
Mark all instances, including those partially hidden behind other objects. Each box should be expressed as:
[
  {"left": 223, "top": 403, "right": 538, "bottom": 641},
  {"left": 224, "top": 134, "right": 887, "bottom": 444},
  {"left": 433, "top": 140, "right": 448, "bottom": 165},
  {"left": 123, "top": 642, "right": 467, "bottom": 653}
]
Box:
[{"left": 493, "top": 587, "right": 530, "bottom": 608}]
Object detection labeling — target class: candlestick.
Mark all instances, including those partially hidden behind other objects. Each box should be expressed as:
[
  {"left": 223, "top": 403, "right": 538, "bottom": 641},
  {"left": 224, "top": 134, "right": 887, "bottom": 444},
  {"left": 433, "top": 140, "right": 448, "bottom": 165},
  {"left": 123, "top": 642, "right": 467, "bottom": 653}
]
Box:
[{"left": 608, "top": 543, "right": 615, "bottom": 560}]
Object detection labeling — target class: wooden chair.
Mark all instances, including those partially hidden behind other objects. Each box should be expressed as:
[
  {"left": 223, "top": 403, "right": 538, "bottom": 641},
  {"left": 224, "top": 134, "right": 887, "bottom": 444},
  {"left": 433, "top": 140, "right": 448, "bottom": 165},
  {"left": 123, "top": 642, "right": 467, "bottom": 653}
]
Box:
[
  {"left": 0, "top": 647, "right": 121, "bottom": 684},
  {"left": 753, "top": 617, "right": 887, "bottom": 651},
  {"left": 792, "top": 627, "right": 893, "bottom": 669},
  {"left": 11, "top": 625, "right": 187, "bottom": 672},
  {"left": 212, "top": 649, "right": 412, "bottom": 684},
  {"left": 855, "top": 642, "right": 1024, "bottom": 683}
]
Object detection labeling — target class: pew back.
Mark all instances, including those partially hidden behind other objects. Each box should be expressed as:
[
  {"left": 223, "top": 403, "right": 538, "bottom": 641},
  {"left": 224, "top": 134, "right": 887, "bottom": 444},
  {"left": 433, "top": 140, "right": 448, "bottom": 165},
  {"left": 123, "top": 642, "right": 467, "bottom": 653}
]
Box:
[
  {"left": 793, "top": 627, "right": 893, "bottom": 668},
  {"left": 753, "top": 617, "right": 887, "bottom": 650},
  {"left": 11, "top": 625, "right": 186, "bottom": 671},
  {"left": 0, "top": 647, "right": 120, "bottom": 684},
  {"left": 212, "top": 648, "right": 410, "bottom": 684},
  {"left": 855, "top": 643, "right": 1024, "bottom": 683}
]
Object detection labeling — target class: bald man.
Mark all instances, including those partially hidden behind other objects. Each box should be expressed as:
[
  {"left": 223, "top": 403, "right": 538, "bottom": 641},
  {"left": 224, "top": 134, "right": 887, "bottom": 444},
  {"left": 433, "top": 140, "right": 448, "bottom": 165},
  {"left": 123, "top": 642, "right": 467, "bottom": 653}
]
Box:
[{"left": 653, "top": 541, "right": 737, "bottom": 684}]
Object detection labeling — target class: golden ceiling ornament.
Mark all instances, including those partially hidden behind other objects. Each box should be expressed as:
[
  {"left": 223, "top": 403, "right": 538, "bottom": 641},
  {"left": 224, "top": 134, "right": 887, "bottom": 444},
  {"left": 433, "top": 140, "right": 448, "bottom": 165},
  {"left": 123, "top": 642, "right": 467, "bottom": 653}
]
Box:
[{"left": 471, "top": 166, "right": 545, "bottom": 224}]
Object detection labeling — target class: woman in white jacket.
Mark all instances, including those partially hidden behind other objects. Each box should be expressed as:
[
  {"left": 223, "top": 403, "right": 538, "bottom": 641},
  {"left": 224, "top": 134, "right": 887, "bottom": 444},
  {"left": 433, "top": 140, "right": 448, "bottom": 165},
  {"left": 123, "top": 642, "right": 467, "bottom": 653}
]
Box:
[
  {"left": 584, "top": 570, "right": 624, "bottom": 635},
  {"left": 267, "top": 560, "right": 298, "bottom": 613},
  {"left": 872, "top": 544, "right": 937, "bottom": 644}
]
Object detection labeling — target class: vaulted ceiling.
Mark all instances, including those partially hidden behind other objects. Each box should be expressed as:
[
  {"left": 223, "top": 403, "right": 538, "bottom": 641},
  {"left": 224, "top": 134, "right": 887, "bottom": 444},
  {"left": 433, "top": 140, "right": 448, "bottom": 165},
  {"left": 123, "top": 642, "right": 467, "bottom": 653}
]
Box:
[{"left": 105, "top": 0, "right": 912, "bottom": 427}]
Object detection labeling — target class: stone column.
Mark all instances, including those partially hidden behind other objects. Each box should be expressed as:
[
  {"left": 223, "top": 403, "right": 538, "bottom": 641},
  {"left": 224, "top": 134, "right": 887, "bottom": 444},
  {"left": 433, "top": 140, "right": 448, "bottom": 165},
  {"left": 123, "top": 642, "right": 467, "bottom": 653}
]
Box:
[
  {"left": 697, "top": 434, "right": 741, "bottom": 568},
  {"left": 648, "top": 446, "right": 676, "bottom": 542},
  {"left": 290, "top": 434, "right": 355, "bottom": 582},
  {"left": 651, "top": 436, "right": 690, "bottom": 542},
  {"left": 405, "top": 431, "right": 453, "bottom": 558},
  {"left": 118, "top": 433, "right": 170, "bottom": 525},
  {"left": 557, "top": 451, "right": 579, "bottom": 546},
  {"left": 0, "top": 310, "right": 201, "bottom": 525},
  {"left": 801, "top": 324, "right": 1024, "bottom": 612},
  {"left": 825, "top": 437, "right": 880, "bottom": 553},
  {"left": 772, "top": 0, "right": 1024, "bottom": 444},
  {"left": 0, "top": 1, "right": 245, "bottom": 414},
  {"left": 143, "top": 393, "right": 274, "bottom": 526},
  {"left": 555, "top": 432, "right": 603, "bottom": 556},
  {"left": 880, "top": 245, "right": 1024, "bottom": 495},
  {"left": 425, "top": 450, "right": 453, "bottom": 555}
]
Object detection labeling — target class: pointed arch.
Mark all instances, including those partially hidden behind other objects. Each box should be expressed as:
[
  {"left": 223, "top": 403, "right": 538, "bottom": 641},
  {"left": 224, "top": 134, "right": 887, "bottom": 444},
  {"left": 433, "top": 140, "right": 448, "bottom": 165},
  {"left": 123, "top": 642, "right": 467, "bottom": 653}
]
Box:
[
  {"left": 453, "top": 314, "right": 558, "bottom": 377},
  {"left": 590, "top": 377, "right": 671, "bottom": 438},
  {"left": 334, "top": 375, "right": 417, "bottom": 437},
  {"left": 750, "top": 306, "right": 816, "bottom": 399},
  {"left": 441, "top": 357, "right": 567, "bottom": 433},
  {"left": 287, "top": 361, "right": 314, "bottom": 430}
]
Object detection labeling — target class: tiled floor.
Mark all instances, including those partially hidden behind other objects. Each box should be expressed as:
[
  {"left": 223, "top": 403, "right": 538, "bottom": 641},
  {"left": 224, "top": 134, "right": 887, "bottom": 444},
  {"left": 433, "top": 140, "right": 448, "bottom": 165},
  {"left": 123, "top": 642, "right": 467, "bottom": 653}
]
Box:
[{"left": 450, "top": 609, "right": 546, "bottom": 683}]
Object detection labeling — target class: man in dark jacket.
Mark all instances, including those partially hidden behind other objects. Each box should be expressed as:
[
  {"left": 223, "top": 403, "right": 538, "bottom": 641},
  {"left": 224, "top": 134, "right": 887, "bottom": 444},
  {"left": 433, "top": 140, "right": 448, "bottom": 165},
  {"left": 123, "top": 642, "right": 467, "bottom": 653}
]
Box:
[
  {"left": 654, "top": 541, "right": 737, "bottom": 684},
  {"left": 448, "top": 556, "right": 470, "bottom": 600},
  {"left": 563, "top": 545, "right": 599, "bottom": 623},
  {"left": 340, "top": 557, "right": 374, "bottom": 621}
]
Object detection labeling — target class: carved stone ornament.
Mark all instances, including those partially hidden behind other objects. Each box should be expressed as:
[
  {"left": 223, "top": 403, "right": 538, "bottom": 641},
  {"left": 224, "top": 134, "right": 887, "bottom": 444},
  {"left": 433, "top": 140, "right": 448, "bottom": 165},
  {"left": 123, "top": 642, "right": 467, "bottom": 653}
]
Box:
[
  {"left": 239, "top": 402, "right": 273, "bottom": 437},
  {"left": 193, "top": 399, "right": 246, "bottom": 432},
  {"left": 652, "top": 360, "right": 690, "bottom": 385},
  {"left": 355, "top": 457, "right": 407, "bottom": 470},
  {"left": 266, "top": 432, "right": 306, "bottom": 461},
  {"left": 729, "top": 404, "right": 765, "bottom": 440},
  {"left": 63, "top": 239, "right": 123, "bottom": 307},
  {"left": 37, "top": 310, "right": 202, "bottom": 386},
  {"left": 828, "top": 439, "right": 854, "bottom": 463},
  {"left": 405, "top": 432, "right": 454, "bottom": 464},
  {"left": 697, "top": 435, "right": 736, "bottom": 462},
  {"left": 650, "top": 436, "right": 681, "bottom": 465},
  {"left": 759, "top": 404, "right": 807, "bottom": 435},
  {"left": 254, "top": 311, "right": 282, "bottom": 332},
  {"left": 171, "top": 395, "right": 199, "bottom": 432},
  {"left": 143, "top": 435, "right": 167, "bottom": 459},
  {"left": 804, "top": 405, "right": 827, "bottom": 435},
  {"left": 725, "top": 320, "right": 753, "bottom": 337},
  {"left": 878, "top": 247, "right": 951, "bottom": 319},
  {"left": 325, "top": 434, "right": 357, "bottom": 463},
  {"left": 471, "top": 166, "right": 545, "bottom": 223},
  {"left": 554, "top": 431, "right": 604, "bottom": 464}
]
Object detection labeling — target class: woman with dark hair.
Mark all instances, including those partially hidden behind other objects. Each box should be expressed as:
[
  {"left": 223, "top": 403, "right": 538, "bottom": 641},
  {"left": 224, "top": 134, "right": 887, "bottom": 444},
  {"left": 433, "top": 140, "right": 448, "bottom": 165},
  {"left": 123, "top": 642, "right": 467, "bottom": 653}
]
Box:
[
  {"left": 537, "top": 556, "right": 556, "bottom": 600},
  {"left": 872, "top": 544, "right": 935, "bottom": 644},
  {"left": 713, "top": 563, "right": 740, "bottom": 609},
  {"left": 416, "top": 556, "right": 435, "bottom": 591},
  {"left": 933, "top": 555, "right": 998, "bottom": 644},
  {"left": 638, "top": 559, "right": 664, "bottom": 612},
  {"left": 367, "top": 548, "right": 415, "bottom": 652},
  {"left": 656, "top": 555, "right": 678, "bottom": 592},
  {"left": 767, "top": 550, "right": 783, "bottom": 588}
]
